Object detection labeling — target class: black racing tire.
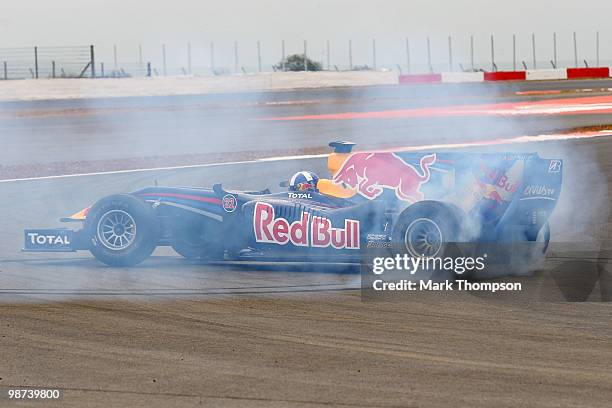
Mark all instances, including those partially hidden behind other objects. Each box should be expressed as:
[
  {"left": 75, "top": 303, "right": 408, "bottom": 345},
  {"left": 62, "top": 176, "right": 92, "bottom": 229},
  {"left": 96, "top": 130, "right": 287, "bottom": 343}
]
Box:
[
  {"left": 85, "top": 194, "right": 159, "bottom": 267},
  {"left": 172, "top": 241, "right": 224, "bottom": 260},
  {"left": 391, "top": 201, "right": 463, "bottom": 280},
  {"left": 530, "top": 222, "right": 551, "bottom": 253},
  {"left": 171, "top": 219, "right": 225, "bottom": 261},
  {"left": 500, "top": 221, "right": 550, "bottom": 256},
  {"left": 392, "top": 201, "right": 461, "bottom": 259},
  {"left": 172, "top": 241, "right": 202, "bottom": 260},
  {"left": 488, "top": 222, "right": 551, "bottom": 277}
]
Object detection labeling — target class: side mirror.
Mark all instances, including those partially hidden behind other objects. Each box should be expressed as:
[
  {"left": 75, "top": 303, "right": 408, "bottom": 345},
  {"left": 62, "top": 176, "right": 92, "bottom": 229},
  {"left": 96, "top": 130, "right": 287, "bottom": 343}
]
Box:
[{"left": 279, "top": 180, "right": 289, "bottom": 188}]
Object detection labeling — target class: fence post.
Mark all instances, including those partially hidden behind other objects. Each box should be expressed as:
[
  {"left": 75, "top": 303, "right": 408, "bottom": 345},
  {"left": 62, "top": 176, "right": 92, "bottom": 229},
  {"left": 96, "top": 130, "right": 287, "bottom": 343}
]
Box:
[
  {"left": 52, "top": 61, "right": 56, "bottom": 78},
  {"left": 304, "top": 40, "right": 308, "bottom": 71},
  {"left": 162, "top": 44, "right": 167, "bottom": 76},
  {"left": 34, "top": 46, "right": 39, "bottom": 79},
  {"left": 553, "top": 33, "right": 557, "bottom": 68},
  {"left": 257, "top": 41, "right": 262, "bottom": 72},
  {"left": 372, "top": 38, "right": 376, "bottom": 70},
  {"left": 405, "top": 37, "right": 411, "bottom": 74},
  {"left": 210, "top": 42, "right": 215, "bottom": 74},
  {"left": 490, "top": 35, "right": 495, "bottom": 71},
  {"left": 101, "top": 62, "right": 105, "bottom": 77},
  {"left": 426, "top": 36, "right": 432, "bottom": 72},
  {"left": 596, "top": 31, "right": 600, "bottom": 66},
  {"left": 187, "top": 42, "right": 192, "bottom": 75},
  {"left": 470, "top": 35, "right": 474, "bottom": 71},
  {"left": 512, "top": 34, "right": 516, "bottom": 71},
  {"left": 326, "top": 40, "right": 330, "bottom": 70},
  {"left": 90, "top": 45, "right": 96, "bottom": 78},
  {"left": 147, "top": 62, "right": 152, "bottom": 77},
  {"left": 281, "top": 40, "right": 285, "bottom": 71},
  {"left": 234, "top": 41, "right": 239, "bottom": 73},
  {"left": 448, "top": 35, "right": 453, "bottom": 71},
  {"left": 349, "top": 39, "right": 353, "bottom": 70},
  {"left": 138, "top": 44, "right": 143, "bottom": 72},
  {"left": 531, "top": 33, "right": 536, "bottom": 69},
  {"left": 3, "top": 61, "right": 7, "bottom": 80},
  {"left": 113, "top": 44, "right": 118, "bottom": 70},
  {"left": 573, "top": 32, "right": 578, "bottom": 68}
]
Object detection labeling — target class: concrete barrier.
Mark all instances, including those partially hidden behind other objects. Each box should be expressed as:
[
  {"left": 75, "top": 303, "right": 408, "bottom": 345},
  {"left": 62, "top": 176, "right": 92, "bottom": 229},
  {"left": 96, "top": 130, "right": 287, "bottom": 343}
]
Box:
[
  {"left": 440, "top": 72, "right": 484, "bottom": 83},
  {"left": 399, "top": 73, "right": 442, "bottom": 84},
  {"left": 566, "top": 67, "right": 610, "bottom": 79},
  {"left": 526, "top": 69, "right": 567, "bottom": 81},
  {"left": 398, "top": 67, "right": 611, "bottom": 85},
  {"left": 0, "top": 72, "right": 400, "bottom": 102},
  {"left": 484, "top": 71, "right": 527, "bottom": 81}
]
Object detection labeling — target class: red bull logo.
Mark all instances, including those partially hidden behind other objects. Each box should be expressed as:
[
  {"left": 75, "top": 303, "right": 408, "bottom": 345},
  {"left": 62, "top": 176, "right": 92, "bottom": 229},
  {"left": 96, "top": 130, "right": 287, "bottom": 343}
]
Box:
[
  {"left": 476, "top": 161, "right": 523, "bottom": 205},
  {"left": 332, "top": 152, "right": 436, "bottom": 201},
  {"left": 253, "top": 202, "right": 359, "bottom": 249},
  {"left": 487, "top": 190, "right": 505, "bottom": 204},
  {"left": 295, "top": 182, "right": 315, "bottom": 191}
]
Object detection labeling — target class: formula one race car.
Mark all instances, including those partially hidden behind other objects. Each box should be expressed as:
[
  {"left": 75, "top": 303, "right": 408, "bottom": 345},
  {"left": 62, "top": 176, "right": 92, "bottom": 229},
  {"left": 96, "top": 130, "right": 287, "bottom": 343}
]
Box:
[{"left": 24, "top": 141, "right": 562, "bottom": 268}]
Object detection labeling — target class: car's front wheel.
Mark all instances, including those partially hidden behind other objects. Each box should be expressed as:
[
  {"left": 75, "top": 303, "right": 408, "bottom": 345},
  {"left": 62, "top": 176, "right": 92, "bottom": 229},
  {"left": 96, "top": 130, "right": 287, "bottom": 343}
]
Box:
[{"left": 86, "top": 194, "right": 159, "bottom": 266}]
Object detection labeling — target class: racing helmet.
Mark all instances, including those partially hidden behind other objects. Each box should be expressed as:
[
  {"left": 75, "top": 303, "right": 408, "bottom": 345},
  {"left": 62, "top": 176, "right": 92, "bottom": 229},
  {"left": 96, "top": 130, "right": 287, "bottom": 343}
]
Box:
[{"left": 289, "top": 171, "right": 319, "bottom": 192}]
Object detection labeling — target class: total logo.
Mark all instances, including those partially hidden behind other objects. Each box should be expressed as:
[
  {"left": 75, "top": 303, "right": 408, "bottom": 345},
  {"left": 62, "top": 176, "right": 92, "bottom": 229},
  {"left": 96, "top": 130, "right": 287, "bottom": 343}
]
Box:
[
  {"left": 27, "top": 232, "right": 70, "bottom": 246},
  {"left": 288, "top": 192, "right": 312, "bottom": 199},
  {"left": 253, "top": 202, "right": 360, "bottom": 249}
]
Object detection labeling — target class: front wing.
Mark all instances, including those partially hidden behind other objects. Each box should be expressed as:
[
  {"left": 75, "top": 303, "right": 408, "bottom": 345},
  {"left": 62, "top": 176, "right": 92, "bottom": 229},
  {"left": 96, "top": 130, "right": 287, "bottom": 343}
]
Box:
[{"left": 23, "top": 228, "right": 89, "bottom": 252}]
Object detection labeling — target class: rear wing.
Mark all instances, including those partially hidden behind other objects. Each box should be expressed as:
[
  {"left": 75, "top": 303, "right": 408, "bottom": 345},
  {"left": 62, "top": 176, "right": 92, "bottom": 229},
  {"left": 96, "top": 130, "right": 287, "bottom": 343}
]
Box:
[{"left": 328, "top": 141, "right": 356, "bottom": 174}]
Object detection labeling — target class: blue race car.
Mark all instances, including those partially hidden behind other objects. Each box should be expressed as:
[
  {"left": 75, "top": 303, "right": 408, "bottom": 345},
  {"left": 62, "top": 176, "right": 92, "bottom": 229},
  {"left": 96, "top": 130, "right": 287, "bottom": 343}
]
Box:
[{"left": 24, "top": 141, "right": 562, "bottom": 267}]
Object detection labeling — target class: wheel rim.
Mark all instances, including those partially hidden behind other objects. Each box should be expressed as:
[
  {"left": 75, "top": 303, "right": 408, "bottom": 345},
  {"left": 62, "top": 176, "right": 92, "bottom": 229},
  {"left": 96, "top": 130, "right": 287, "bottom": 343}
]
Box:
[
  {"left": 404, "top": 218, "right": 443, "bottom": 257},
  {"left": 96, "top": 210, "right": 137, "bottom": 251}
]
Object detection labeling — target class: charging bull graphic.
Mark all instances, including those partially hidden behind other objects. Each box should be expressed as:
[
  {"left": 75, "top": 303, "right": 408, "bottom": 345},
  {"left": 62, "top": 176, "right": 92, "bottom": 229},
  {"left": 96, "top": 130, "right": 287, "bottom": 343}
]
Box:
[{"left": 333, "top": 152, "right": 437, "bottom": 201}]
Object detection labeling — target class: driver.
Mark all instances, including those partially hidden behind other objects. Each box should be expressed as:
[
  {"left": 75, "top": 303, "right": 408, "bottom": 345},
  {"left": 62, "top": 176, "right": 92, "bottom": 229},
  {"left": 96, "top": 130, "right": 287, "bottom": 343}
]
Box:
[
  {"left": 289, "top": 171, "right": 319, "bottom": 192},
  {"left": 288, "top": 170, "right": 356, "bottom": 198}
]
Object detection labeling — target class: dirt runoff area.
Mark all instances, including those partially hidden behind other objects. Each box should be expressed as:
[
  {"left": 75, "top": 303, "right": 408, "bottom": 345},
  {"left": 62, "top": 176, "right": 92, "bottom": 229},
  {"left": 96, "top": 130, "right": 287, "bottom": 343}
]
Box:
[{"left": 1, "top": 288, "right": 611, "bottom": 408}]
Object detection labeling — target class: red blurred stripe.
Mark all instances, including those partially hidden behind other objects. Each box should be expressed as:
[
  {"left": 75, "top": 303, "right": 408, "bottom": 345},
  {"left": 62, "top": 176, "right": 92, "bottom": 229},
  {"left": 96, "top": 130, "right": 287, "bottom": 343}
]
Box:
[
  {"left": 139, "top": 193, "right": 221, "bottom": 204},
  {"left": 261, "top": 95, "right": 612, "bottom": 121}
]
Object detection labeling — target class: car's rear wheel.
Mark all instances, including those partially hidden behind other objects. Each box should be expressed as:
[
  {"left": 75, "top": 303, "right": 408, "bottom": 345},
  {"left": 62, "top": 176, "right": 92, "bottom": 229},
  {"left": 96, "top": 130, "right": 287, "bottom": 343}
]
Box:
[
  {"left": 86, "top": 194, "right": 159, "bottom": 266},
  {"left": 393, "top": 202, "right": 460, "bottom": 258},
  {"left": 392, "top": 202, "right": 462, "bottom": 279},
  {"left": 494, "top": 222, "right": 550, "bottom": 276},
  {"left": 402, "top": 217, "right": 444, "bottom": 258},
  {"left": 531, "top": 222, "right": 551, "bottom": 253}
]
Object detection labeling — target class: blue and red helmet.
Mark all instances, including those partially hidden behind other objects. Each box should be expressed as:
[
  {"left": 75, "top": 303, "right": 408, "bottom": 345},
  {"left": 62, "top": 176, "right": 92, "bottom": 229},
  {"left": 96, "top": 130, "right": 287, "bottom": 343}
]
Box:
[{"left": 289, "top": 171, "right": 319, "bottom": 192}]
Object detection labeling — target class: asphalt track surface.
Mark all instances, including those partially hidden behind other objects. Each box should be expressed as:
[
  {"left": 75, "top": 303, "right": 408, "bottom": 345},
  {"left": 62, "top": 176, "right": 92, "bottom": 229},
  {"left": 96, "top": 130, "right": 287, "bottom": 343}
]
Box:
[
  {"left": 1, "top": 79, "right": 612, "bottom": 407},
  {"left": 2, "top": 78, "right": 612, "bottom": 169}
]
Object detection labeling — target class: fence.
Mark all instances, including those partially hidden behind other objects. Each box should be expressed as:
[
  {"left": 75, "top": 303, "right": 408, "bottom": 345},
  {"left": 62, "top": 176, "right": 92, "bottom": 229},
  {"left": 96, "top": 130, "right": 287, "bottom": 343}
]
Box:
[
  {"left": 0, "top": 46, "right": 94, "bottom": 79},
  {"left": 0, "top": 32, "right": 610, "bottom": 80}
]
